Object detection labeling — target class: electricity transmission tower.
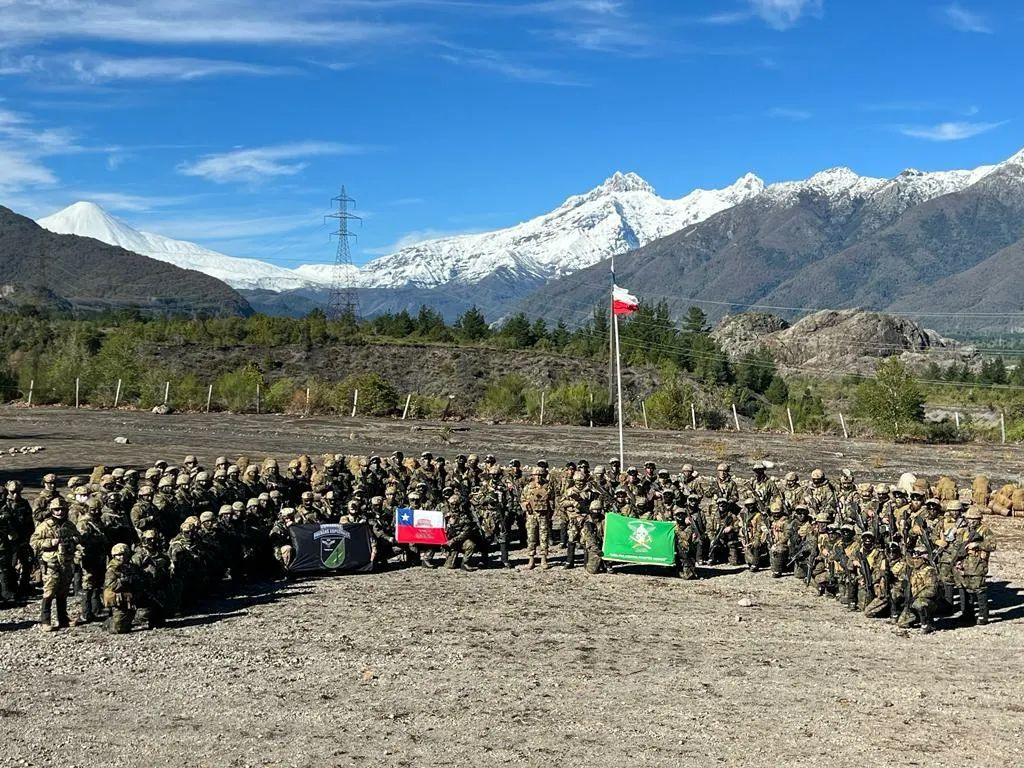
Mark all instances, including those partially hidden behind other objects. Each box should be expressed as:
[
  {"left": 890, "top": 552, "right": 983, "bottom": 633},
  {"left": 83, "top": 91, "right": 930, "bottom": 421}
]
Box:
[{"left": 325, "top": 186, "right": 361, "bottom": 321}]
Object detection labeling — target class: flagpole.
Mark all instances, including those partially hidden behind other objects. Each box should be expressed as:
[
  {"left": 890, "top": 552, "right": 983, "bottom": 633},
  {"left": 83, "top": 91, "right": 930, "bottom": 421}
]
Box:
[
  {"left": 613, "top": 308, "right": 625, "bottom": 469},
  {"left": 608, "top": 256, "right": 615, "bottom": 407}
]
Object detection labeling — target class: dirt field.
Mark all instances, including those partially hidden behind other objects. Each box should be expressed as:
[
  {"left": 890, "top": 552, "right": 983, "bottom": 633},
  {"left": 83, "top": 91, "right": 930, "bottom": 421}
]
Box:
[{"left": 1, "top": 406, "right": 1023, "bottom": 767}]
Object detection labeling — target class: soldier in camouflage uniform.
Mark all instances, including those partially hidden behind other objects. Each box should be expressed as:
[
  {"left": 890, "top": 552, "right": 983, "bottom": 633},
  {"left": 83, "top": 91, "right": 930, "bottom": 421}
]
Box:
[
  {"left": 520, "top": 467, "right": 555, "bottom": 570},
  {"left": 471, "top": 467, "right": 511, "bottom": 569},
  {"left": 103, "top": 542, "right": 139, "bottom": 633},
  {"left": 672, "top": 499, "right": 700, "bottom": 580},
  {"left": 738, "top": 497, "right": 766, "bottom": 571},
  {"left": 132, "top": 529, "right": 172, "bottom": 629},
  {"left": 953, "top": 506, "right": 996, "bottom": 625},
  {"left": 897, "top": 544, "right": 939, "bottom": 633},
  {"left": 581, "top": 499, "right": 607, "bottom": 575},
  {"left": 74, "top": 497, "right": 109, "bottom": 624},
  {"left": 30, "top": 497, "right": 80, "bottom": 631},
  {"left": 169, "top": 516, "right": 203, "bottom": 613},
  {"left": 709, "top": 463, "right": 739, "bottom": 503},
  {"left": 443, "top": 488, "right": 480, "bottom": 571},
  {"left": 768, "top": 503, "right": 791, "bottom": 578}
]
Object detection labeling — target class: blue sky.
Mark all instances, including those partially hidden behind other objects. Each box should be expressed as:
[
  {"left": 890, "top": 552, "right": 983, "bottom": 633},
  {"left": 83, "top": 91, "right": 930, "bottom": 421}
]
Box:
[{"left": 0, "top": 0, "right": 1021, "bottom": 268}]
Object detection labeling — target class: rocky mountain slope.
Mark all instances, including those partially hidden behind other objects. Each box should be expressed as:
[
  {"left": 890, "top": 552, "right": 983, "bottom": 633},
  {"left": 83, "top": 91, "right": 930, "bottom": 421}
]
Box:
[
  {"left": 519, "top": 148, "right": 1024, "bottom": 334},
  {"left": 0, "top": 206, "right": 251, "bottom": 316}
]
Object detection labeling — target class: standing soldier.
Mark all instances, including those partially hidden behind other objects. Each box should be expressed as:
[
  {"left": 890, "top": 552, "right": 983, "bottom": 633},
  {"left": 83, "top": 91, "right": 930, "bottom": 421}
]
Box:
[
  {"left": 103, "top": 542, "right": 139, "bottom": 633},
  {"left": 472, "top": 467, "right": 511, "bottom": 569},
  {"left": 781, "top": 472, "right": 804, "bottom": 510},
  {"left": 520, "top": 466, "right": 555, "bottom": 570},
  {"left": 954, "top": 505, "right": 996, "bottom": 625},
  {"left": 132, "top": 529, "right": 172, "bottom": 629},
  {"left": 30, "top": 497, "right": 80, "bottom": 631},
  {"left": 898, "top": 544, "right": 939, "bottom": 634},
  {"left": 74, "top": 498, "right": 109, "bottom": 624},
  {"left": 806, "top": 469, "right": 838, "bottom": 517},
  {"left": 581, "top": 499, "right": 607, "bottom": 575},
  {"left": 709, "top": 463, "right": 739, "bottom": 502},
  {"left": 747, "top": 463, "right": 780, "bottom": 510}
]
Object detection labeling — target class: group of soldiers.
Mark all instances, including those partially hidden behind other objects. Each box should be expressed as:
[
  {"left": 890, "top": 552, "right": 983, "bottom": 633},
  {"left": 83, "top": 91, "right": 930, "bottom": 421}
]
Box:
[{"left": 0, "top": 451, "right": 997, "bottom": 635}]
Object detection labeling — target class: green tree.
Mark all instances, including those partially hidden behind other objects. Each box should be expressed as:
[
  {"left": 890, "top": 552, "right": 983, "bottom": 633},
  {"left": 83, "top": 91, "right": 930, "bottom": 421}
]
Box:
[
  {"left": 453, "top": 306, "right": 490, "bottom": 341},
  {"left": 853, "top": 358, "right": 925, "bottom": 440}
]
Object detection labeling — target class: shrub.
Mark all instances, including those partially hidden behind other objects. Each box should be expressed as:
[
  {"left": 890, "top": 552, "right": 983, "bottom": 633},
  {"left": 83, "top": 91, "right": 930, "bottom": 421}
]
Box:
[
  {"left": 215, "top": 363, "right": 264, "bottom": 413},
  {"left": 263, "top": 377, "right": 299, "bottom": 413},
  {"left": 646, "top": 375, "right": 697, "bottom": 429},
  {"left": 478, "top": 374, "right": 529, "bottom": 421},
  {"left": 335, "top": 373, "right": 399, "bottom": 417}
]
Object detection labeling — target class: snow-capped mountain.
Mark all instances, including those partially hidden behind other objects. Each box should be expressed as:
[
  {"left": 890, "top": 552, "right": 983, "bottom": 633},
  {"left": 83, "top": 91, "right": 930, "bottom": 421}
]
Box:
[
  {"left": 34, "top": 147, "right": 1024, "bottom": 308},
  {"left": 37, "top": 202, "right": 326, "bottom": 292},
  {"left": 351, "top": 171, "right": 766, "bottom": 290}
]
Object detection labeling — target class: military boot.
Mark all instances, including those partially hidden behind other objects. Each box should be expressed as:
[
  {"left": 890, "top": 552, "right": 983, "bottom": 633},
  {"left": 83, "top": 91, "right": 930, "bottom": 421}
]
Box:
[
  {"left": 444, "top": 551, "right": 458, "bottom": 569},
  {"left": 525, "top": 555, "right": 536, "bottom": 570},
  {"left": 500, "top": 541, "right": 512, "bottom": 569},
  {"left": 38, "top": 597, "right": 54, "bottom": 632},
  {"left": 0, "top": 568, "right": 15, "bottom": 604},
  {"left": 55, "top": 597, "right": 70, "bottom": 628},
  {"left": 847, "top": 582, "right": 859, "bottom": 612},
  {"left": 919, "top": 607, "right": 934, "bottom": 634},
  {"left": 727, "top": 545, "right": 741, "bottom": 566},
  {"left": 943, "top": 583, "right": 956, "bottom": 615},
  {"left": 73, "top": 590, "right": 94, "bottom": 625},
  {"left": 959, "top": 588, "right": 975, "bottom": 623},
  {"left": 460, "top": 556, "right": 477, "bottom": 573},
  {"left": 540, "top": 555, "right": 550, "bottom": 570},
  {"left": 565, "top": 543, "right": 576, "bottom": 569},
  {"left": 769, "top": 553, "right": 783, "bottom": 578},
  {"left": 976, "top": 588, "right": 989, "bottom": 625},
  {"left": 559, "top": 527, "right": 568, "bottom": 548},
  {"left": 91, "top": 589, "right": 107, "bottom": 619}
]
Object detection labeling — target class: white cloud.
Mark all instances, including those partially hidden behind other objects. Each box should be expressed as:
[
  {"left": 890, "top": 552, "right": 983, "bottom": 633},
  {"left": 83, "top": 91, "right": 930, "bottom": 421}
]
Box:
[
  {"left": 64, "top": 54, "right": 296, "bottom": 83},
  {"left": 0, "top": 147, "right": 57, "bottom": 192},
  {"left": 942, "top": 4, "right": 991, "bottom": 34},
  {"left": 766, "top": 107, "right": 811, "bottom": 120},
  {"left": 178, "top": 142, "right": 366, "bottom": 184},
  {"left": 899, "top": 120, "right": 1007, "bottom": 141},
  {"left": 748, "top": 0, "right": 823, "bottom": 30},
  {"left": 0, "top": 2, "right": 413, "bottom": 48},
  {"left": 440, "top": 46, "right": 585, "bottom": 86}
]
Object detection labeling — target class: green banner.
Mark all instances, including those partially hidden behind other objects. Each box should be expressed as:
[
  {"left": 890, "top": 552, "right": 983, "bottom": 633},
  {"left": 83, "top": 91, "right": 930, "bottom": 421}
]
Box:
[{"left": 602, "top": 512, "right": 677, "bottom": 566}]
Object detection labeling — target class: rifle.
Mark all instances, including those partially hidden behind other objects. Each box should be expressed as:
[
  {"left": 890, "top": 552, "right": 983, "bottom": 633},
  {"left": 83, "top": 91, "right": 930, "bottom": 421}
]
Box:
[
  {"left": 856, "top": 548, "right": 875, "bottom": 602},
  {"left": 705, "top": 524, "right": 729, "bottom": 564},
  {"left": 804, "top": 535, "right": 819, "bottom": 586},
  {"left": 917, "top": 515, "right": 937, "bottom": 569}
]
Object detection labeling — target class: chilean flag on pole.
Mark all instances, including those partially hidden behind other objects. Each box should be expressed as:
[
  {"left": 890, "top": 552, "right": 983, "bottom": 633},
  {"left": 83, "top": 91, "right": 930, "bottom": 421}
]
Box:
[
  {"left": 395, "top": 508, "right": 448, "bottom": 545},
  {"left": 612, "top": 284, "right": 640, "bottom": 316}
]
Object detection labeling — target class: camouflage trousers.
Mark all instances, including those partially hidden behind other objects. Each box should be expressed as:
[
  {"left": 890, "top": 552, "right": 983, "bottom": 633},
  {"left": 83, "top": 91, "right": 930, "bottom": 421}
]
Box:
[
  {"left": 41, "top": 562, "right": 73, "bottom": 599},
  {"left": 581, "top": 521, "right": 603, "bottom": 574},
  {"left": 525, "top": 512, "right": 552, "bottom": 557}
]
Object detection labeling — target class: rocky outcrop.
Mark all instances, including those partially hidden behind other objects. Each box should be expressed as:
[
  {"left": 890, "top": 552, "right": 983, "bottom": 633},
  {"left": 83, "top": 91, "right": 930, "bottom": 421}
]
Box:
[{"left": 711, "top": 309, "right": 978, "bottom": 375}]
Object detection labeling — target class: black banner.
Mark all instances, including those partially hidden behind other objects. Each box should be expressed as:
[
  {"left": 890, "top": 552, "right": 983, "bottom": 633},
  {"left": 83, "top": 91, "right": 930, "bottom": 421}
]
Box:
[{"left": 287, "top": 523, "right": 374, "bottom": 575}]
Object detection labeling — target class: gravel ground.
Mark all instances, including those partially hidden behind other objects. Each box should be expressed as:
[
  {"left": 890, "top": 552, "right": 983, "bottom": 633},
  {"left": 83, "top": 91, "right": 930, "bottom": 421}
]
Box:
[{"left": 1, "top": 406, "right": 1023, "bottom": 767}]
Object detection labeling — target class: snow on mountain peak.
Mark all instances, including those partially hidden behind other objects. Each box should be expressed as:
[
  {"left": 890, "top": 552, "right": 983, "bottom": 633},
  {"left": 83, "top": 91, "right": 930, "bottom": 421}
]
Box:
[
  {"left": 599, "top": 171, "right": 656, "bottom": 195},
  {"left": 38, "top": 202, "right": 325, "bottom": 292}
]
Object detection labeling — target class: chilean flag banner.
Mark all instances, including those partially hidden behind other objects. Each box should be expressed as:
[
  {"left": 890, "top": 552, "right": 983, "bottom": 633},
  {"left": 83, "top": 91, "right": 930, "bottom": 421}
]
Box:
[
  {"left": 395, "top": 508, "right": 449, "bottom": 545},
  {"left": 612, "top": 285, "right": 639, "bottom": 315}
]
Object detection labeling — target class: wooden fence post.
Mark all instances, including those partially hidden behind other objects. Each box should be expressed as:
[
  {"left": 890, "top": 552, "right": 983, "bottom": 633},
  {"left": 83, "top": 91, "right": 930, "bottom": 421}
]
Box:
[
  {"left": 839, "top": 412, "right": 849, "bottom": 440},
  {"left": 205, "top": 384, "right": 213, "bottom": 414},
  {"left": 163, "top": 381, "right": 170, "bottom": 406},
  {"left": 786, "top": 406, "right": 795, "bottom": 435},
  {"left": 113, "top": 378, "right": 122, "bottom": 409},
  {"left": 1001, "top": 411, "right": 1006, "bottom": 444},
  {"left": 589, "top": 392, "right": 594, "bottom": 428},
  {"left": 75, "top": 377, "right": 80, "bottom": 409},
  {"left": 732, "top": 403, "right": 740, "bottom": 432},
  {"left": 642, "top": 400, "right": 649, "bottom": 429},
  {"left": 690, "top": 403, "right": 696, "bottom": 430},
  {"left": 402, "top": 393, "right": 412, "bottom": 420},
  {"left": 351, "top": 389, "right": 359, "bottom": 418},
  {"left": 27, "top": 379, "right": 34, "bottom": 407},
  {"left": 255, "top": 383, "right": 261, "bottom": 415},
  {"left": 305, "top": 387, "right": 311, "bottom": 415},
  {"left": 539, "top": 391, "right": 546, "bottom": 426},
  {"left": 954, "top": 411, "right": 960, "bottom": 430}
]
